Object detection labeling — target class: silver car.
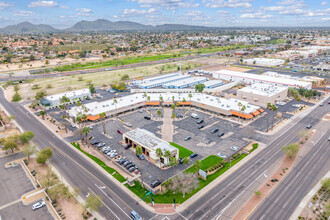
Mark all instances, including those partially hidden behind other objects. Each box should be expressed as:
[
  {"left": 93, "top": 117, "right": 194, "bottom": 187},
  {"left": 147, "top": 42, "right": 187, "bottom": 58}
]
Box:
[
  {"left": 32, "top": 201, "right": 46, "bottom": 211},
  {"left": 230, "top": 146, "right": 238, "bottom": 151}
]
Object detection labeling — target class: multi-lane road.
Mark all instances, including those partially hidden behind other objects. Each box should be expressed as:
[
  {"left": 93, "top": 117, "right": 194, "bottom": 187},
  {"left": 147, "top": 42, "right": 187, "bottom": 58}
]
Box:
[{"left": 0, "top": 86, "right": 329, "bottom": 220}]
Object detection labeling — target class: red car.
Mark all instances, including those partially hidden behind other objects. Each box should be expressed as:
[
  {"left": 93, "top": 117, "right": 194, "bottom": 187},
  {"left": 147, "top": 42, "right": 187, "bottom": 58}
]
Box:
[{"left": 117, "top": 130, "right": 123, "bottom": 134}]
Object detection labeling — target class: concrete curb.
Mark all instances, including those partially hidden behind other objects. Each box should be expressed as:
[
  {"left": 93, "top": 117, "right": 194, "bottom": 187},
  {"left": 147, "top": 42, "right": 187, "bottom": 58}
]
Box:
[
  {"left": 289, "top": 170, "right": 330, "bottom": 220},
  {"left": 23, "top": 104, "right": 156, "bottom": 214}
]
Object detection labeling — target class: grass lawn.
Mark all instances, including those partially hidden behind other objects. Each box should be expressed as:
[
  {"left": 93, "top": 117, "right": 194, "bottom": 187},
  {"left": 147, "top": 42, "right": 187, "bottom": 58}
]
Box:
[
  {"left": 71, "top": 142, "right": 126, "bottom": 183},
  {"left": 169, "top": 142, "right": 193, "bottom": 158},
  {"left": 125, "top": 153, "right": 248, "bottom": 204},
  {"left": 250, "top": 143, "right": 259, "bottom": 153},
  {"left": 185, "top": 155, "right": 223, "bottom": 173}
]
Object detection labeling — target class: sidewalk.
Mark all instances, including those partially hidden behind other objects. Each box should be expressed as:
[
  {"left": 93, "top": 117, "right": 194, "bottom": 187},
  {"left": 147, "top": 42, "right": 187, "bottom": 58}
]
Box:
[{"left": 162, "top": 108, "right": 173, "bottom": 142}]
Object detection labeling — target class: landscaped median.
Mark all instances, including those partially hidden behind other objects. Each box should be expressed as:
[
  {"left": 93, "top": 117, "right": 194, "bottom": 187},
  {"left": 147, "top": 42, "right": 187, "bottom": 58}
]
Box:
[
  {"left": 169, "top": 142, "right": 193, "bottom": 158},
  {"left": 71, "top": 142, "right": 126, "bottom": 183},
  {"left": 125, "top": 153, "right": 249, "bottom": 204}
]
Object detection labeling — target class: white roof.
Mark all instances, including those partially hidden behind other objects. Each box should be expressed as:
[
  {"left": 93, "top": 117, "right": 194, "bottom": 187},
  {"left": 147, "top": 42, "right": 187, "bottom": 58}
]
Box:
[
  {"left": 45, "top": 89, "right": 91, "bottom": 101},
  {"left": 204, "top": 80, "right": 223, "bottom": 87},
  {"left": 163, "top": 77, "right": 207, "bottom": 87},
  {"left": 214, "top": 70, "right": 312, "bottom": 88},
  {"left": 69, "top": 92, "right": 260, "bottom": 117},
  {"left": 138, "top": 74, "right": 190, "bottom": 88},
  {"left": 239, "top": 83, "right": 287, "bottom": 97},
  {"left": 124, "top": 128, "right": 177, "bottom": 153}
]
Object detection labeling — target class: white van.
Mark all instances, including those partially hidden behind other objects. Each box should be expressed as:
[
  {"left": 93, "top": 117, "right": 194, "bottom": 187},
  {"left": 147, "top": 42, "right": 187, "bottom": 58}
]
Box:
[{"left": 191, "top": 113, "right": 199, "bottom": 119}]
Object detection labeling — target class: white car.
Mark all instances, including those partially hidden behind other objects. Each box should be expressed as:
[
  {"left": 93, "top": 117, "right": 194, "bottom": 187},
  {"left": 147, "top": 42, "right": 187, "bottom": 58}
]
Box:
[
  {"left": 109, "top": 153, "right": 118, "bottom": 158},
  {"left": 217, "top": 153, "right": 227, "bottom": 159},
  {"left": 230, "top": 146, "right": 238, "bottom": 151},
  {"left": 32, "top": 201, "right": 46, "bottom": 211},
  {"left": 71, "top": 124, "right": 76, "bottom": 128},
  {"left": 124, "top": 122, "right": 132, "bottom": 127}
]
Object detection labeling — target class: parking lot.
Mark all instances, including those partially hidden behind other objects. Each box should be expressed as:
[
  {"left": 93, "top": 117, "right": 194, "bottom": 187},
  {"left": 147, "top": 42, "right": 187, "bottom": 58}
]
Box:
[{"left": 0, "top": 154, "right": 51, "bottom": 220}]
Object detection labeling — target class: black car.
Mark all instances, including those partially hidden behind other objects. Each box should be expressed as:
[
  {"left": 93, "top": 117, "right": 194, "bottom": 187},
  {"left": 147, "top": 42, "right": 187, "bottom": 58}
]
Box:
[
  {"left": 151, "top": 180, "right": 161, "bottom": 188},
  {"left": 128, "top": 166, "right": 137, "bottom": 172},
  {"left": 198, "top": 125, "right": 204, "bottom": 129},
  {"left": 197, "top": 119, "right": 204, "bottom": 124},
  {"left": 126, "top": 164, "right": 135, "bottom": 170},
  {"left": 125, "top": 144, "right": 132, "bottom": 150},
  {"left": 190, "top": 153, "right": 198, "bottom": 158},
  {"left": 179, "top": 158, "right": 184, "bottom": 164},
  {"left": 218, "top": 132, "right": 225, "bottom": 137},
  {"left": 118, "top": 159, "right": 127, "bottom": 165},
  {"left": 177, "top": 114, "right": 183, "bottom": 118},
  {"left": 211, "top": 128, "right": 219, "bottom": 134},
  {"left": 144, "top": 115, "right": 151, "bottom": 120},
  {"left": 123, "top": 161, "right": 131, "bottom": 166},
  {"left": 306, "top": 124, "right": 312, "bottom": 129},
  {"left": 184, "top": 136, "right": 191, "bottom": 141},
  {"left": 90, "top": 140, "right": 100, "bottom": 145}
]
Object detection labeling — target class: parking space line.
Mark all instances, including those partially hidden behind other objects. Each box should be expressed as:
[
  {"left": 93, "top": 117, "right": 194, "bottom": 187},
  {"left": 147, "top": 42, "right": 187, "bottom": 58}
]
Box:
[
  {"left": 201, "top": 120, "right": 219, "bottom": 130},
  {"left": 0, "top": 199, "right": 21, "bottom": 210},
  {"left": 88, "top": 187, "right": 120, "bottom": 220}
]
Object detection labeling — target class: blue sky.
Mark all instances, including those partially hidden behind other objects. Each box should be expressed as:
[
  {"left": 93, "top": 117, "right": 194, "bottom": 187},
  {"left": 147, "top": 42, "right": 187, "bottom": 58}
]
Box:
[{"left": 0, "top": 0, "right": 329, "bottom": 28}]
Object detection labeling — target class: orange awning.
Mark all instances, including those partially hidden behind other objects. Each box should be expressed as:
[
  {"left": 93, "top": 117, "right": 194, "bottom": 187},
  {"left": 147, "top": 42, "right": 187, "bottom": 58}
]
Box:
[
  {"left": 146, "top": 102, "right": 160, "bottom": 106},
  {"left": 252, "top": 110, "right": 260, "bottom": 116},
  {"left": 177, "top": 102, "right": 191, "bottom": 105},
  {"left": 230, "top": 111, "right": 253, "bottom": 119},
  {"left": 259, "top": 108, "right": 264, "bottom": 112},
  {"left": 86, "top": 115, "right": 100, "bottom": 121},
  {"left": 243, "top": 114, "right": 253, "bottom": 119}
]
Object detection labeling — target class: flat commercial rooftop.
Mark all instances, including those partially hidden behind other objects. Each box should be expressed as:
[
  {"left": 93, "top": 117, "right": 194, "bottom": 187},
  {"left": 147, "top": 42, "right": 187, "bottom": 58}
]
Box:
[
  {"left": 45, "top": 89, "right": 90, "bottom": 101},
  {"left": 138, "top": 74, "right": 191, "bottom": 88},
  {"left": 135, "top": 72, "right": 179, "bottom": 83},
  {"left": 213, "top": 70, "right": 312, "bottom": 88},
  {"left": 162, "top": 77, "right": 207, "bottom": 88},
  {"left": 239, "top": 83, "right": 288, "bottom": 97},
  {"left": 124, "top": 128, "right": 177, "bottom": 153},
  {"left": 69, "top": 92, "right": 261, "bottom": 117},
  {"left": 203, "top": 80, "right": 223, "bottom": 88}
]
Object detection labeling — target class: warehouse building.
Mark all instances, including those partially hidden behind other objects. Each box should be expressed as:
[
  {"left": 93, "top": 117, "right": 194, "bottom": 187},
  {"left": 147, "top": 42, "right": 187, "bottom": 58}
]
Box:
[
  {"left": 69, "top": 92, "right": 262, "bottom": 121},
  {"left": 213, "top": 70, "right": 312, "bottom": 89},
  {"left": 39, "top": 89, "right": 91, "bottom": 109},
  {"left": 243, "top": 58, "right": 285, "bottom": 67},
  {"left": 237, "top": 83, "right": 288, "bottom": 107},
  {"left": 203, "top": 80, "right": 224, "bottom": 89},
  {"left": 162, "top": 77, "right": 208, "bottom": 89},
  {"left": 136, "top": 74, "right": 191, "bottom": 89},
  {"left": 123, "top": 128, "right": 179, "bottom": 166}
]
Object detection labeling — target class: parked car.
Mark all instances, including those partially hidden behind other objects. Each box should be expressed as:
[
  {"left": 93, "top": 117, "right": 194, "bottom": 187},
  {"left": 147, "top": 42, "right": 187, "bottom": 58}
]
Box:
[
  {"left": 32, "top": 201, "right": 46, "bottom": 211},
  {"left": 230, "top": 146, "right": 238, "bottom": 151},
  {"left": 136, "top": 154, "right": 145, "bottom": 160},
  {"left": 198, "top": 125, "right": 204, "bottom": 129},
  {"left": 211, "top": 128, "right": 219, "bottom": 134},
  {"left": 128, "top": 166, "right": 137, "bottom": 172},
  {"left": 306, "top": 124, "right": 312, "bottom": 129},
  {"left": 138, "top": 109, "right": 143, "bottom": 113},
  {"left": 89, "top": 126, "right": 93, "bottom": 130},
  {"left": 197, "top": 119, "right": 204, "bottom": 124},
  {"left": 90, "top": 140, "right": 100, "bottom": 145},
  {"left": 217, "top": 153, "right": 227, "bottom": 159},
  {"left": 71, "top": 124, "right": 76, "bottom": 128},
  {"left": 118, "top": 159, "right": 127, "bottom": 165},
  {"left": 190, "top": 153, "right": 198, "bottom": 158},
  {"left": 319, "top": 103, "right": 324, "bottom": 106},
  {"left": 97, "top": 143, "right": 106, "bottom": 148},
  {"left": 123, "top": 161, "right": 131, "bottom": 166},
  {"left": 218, "top": 132, "right": 225, "bottom": 137},
  {"left": 184, "top": 136, "right": 191, "bottom": 141},
  {"left": 130, "top": 211, "right": 142, "bottom": 220},
  {"left": 125, "top": 144, "right": 132, "bottom": 150},
  {"left": 109, "top": 153, "right": 118, "bottom": 158},
  {"left": 151, "top": 180, "right": 162, "bottom": 188},
  {"left": 117, "top": 129, "right": 123, "bottom": 134},
  {"left": 179, "top": 158, "right": 184, "bottom": 164},
  {"left": 144, "top": 115, "right": 151, "bottom": 120},
  {"left": 176, "top": 114, "right": 183, "bottom": 118},
  {"left": 125, "top": 122, "right": 132, "bottom": 127},
  {"left": 191, "top": 113, "right": 199, "bottom": 119}
]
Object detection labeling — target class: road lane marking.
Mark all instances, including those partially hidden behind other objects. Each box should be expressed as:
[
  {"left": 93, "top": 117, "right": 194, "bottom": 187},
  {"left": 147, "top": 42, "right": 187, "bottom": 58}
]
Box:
[
  {"left": 88, "top": 187, "right": 120, "bottom": 220},
  {"left": 95, "top": 184, "right": 130, "bottom": 219},
  {"left": 213, "top": 170, "right": 268, "bottom": 220},
  {"left": 178, "top": 213, "right": 188, "bottom": 220}
]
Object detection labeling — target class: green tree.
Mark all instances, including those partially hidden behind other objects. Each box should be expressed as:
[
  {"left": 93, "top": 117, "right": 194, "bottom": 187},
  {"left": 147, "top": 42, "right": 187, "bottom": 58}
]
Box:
[
  {"left": 270, "top": 104, "right": 278, "bottom": 130},
  {"left": 36, "top": 153, "right": 48, "bottom": 164},
  {"left": 157, "top": 110, "right": 162, "bottom": 119},
  {"left": 171, "top": 112, "right": 176, "bottom": 132},
  {"left": 136, "top": 146, "right": 142, "bottom": 155},
  {"left": 3, "top": 140, "right": 18, "bottom": 153},
  {"left": 60, "top": 96, "right": 70, "bottom": 110},
  {"left": 12, "top": 92, "right": 22, "bottom": 102},
  {"left": 99, "top": 112, "right": 106, "bottom": 134},
  {"left": 89, "top": 84, "right": 96, "bottom": 95},
  {"left": 164, "top": 150, "right": 171, "bottom": 185},
  {"left": 35, "top": 91, "right": 47, "bottom": 100},
  {"left": 156, "top": 148, "right": 164, "bottom": 191},
  {"left": 40, "top": 148, "right": 53, "bottom": 159},
  {"left": 40, "top": 111, "right": 46, "bottom": 120},
  {"left": 321, "top": 178, "right": 330, "bottom": 191},
  {"left": 188, "top": 93, "right": 193, "bottom": 109},
  {"left": 195, "top": 84, "right": 205, "bottom": 93},
  {"left": 20, "top": 131, "right": 35, "bottom": 143},
  {"left": 170, "top": 157, "right": 178, "bottom": 175},
  {"left": 85, "top": 194, "right": 103, "bottom": 212},
  {"left": 113, "top": 98, "right": 118, "bottom": 118},
  {"left": 282, "top": 143, "right": 299, "bottom": 158},
  {"left": 193, "top": 160, "right": 202, "bottom": 175},
  {"left": 255, "top": 191, "right": 261, "bottom": 196},
  {"left": 23, "top": 144, "right": 37, "bottom": 160},
  {"left": 82, "top": 126, "right": 90, "bottom": 146}
]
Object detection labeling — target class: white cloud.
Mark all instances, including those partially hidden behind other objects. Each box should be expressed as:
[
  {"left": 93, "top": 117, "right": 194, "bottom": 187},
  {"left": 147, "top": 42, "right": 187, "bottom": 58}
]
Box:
[
  {"left": 60, "top": 5, "right": 68, "bottom": 9},
  {"left": 187, "top": 10, "right": 202, "bottom": 16},
  {"left": 240, "top": 12, "right": 273, "bottom": 18},
  {"left": 0, "top": 1, "right": 13, "bottom": 9},
  {"left": 279, "top": 8, "right": 304, "bottom": 15},
  {"left": 28, "top": 1, "right": 58, "bottom": 8},
  {"left": 217, "top": 10, "right": 229, "bottom": 14},
  {"left": 123, "top": 8, "right": 157, "bottom": 16},
  {"left": 321, "top": 17, "right": 330, "bottom": 20},
  {"left": 321, "top": 1, "right": 327, "bottom": 5},
  {"left": 277, "top": 0, "right": 301, "bottom": 5},
  {"left": 13, "top": 10, "right": 35, "bottom": 17},
  {"left": 132, "top": 0, "right": 199, "bottom": 10},
  {"left": 75, "top": 8, "right": 92, "bottom": 13},
  {"left": 204, "top": 0, "right": 252, "bottom": 8},
  {"left": 261, "top": 6, "right": 286, "bottom": 11}
]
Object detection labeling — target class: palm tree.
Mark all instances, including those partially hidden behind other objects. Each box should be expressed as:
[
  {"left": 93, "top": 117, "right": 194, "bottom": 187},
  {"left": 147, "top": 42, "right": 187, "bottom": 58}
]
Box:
[
  {"left": 193, "top": 160, "right": 202, "bottom": 176},
  {"left": 82, "top": 126, "right": 90, "bottom": 146},
  {"left": 171, "top": 112, "right": 176, "bottom": 133},
  {"left": 157, "top": 110, "right": 162, "bottom": 119},
  {"left": 113, "top": 98, "right": 118, "bottom": 118},
  {"left": 188, "top": 93, "right": 193, "bottom": 110},
  {"left": 237, "top": 102, "right": 242, "bottom": 122},
  {"left": 164, "top": 150, "right": 171, "bottom": 186},
  {"left": 271, "top": 104, "right": 278, "bottom": 130},
  {"left": 99, "top": 112, "right": 106, "bottom": 134},
  {"left": 156, "top": 148, "right": 164, "bottom": 192},
  {"left": 182, "top": 157, "right": 190, "bottom": 166},
  {"left": 240, "top": 105, "right": 246, "bottom": 123},
  {"left": 171, "top": 104, "right": 176, "bottom": 112},
  {"left": 159, "top": 96, "right": 163, "bottom": 107},
  {"left": 170, "top": 157, "right": 178, "bottom": 175}
]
